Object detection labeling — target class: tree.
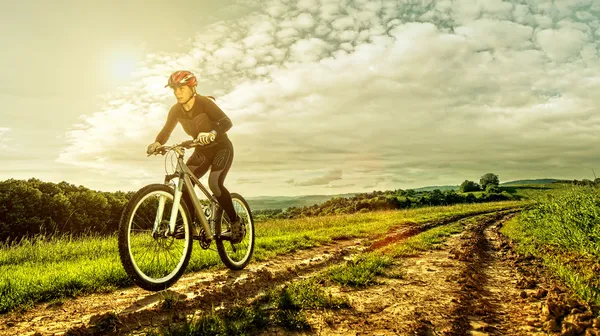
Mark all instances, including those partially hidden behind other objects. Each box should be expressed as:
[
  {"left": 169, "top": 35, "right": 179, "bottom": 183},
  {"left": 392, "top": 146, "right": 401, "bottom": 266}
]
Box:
[
  {"left": 429, "top": 189, "right": 444, "bottom": 205},
  {"left": 444, "top": 190, "right": 462, "bottom": 204},
  {"left": 460, "top": 180, "right": 480, "bottom": 193},
  {"left": 480, "top": 173, "right": 500, "bottom": 190},
  {"left": 485, "top": 184, "right": 501, "bottom": 194}
]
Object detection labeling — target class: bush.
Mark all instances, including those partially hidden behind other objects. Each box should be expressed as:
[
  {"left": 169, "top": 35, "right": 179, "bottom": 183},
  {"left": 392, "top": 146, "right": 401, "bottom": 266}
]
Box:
[
  {"left": 460, "top": 180, "right": 481, "bottom": 193},
  {"left": 486, "top": 184, "right": 502, "bottom": 194}
]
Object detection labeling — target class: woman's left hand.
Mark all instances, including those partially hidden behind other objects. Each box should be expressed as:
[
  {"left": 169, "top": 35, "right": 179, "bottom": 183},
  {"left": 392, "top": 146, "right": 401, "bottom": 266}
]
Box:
[{"left": 195, "top": 132, "right": 216, "bottom": 145}]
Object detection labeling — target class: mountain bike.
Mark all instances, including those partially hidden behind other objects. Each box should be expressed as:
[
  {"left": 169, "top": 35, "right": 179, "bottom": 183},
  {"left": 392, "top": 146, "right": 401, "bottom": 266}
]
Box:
[{"left": 117, "top": 139, "right": 255, "bottom": 291}]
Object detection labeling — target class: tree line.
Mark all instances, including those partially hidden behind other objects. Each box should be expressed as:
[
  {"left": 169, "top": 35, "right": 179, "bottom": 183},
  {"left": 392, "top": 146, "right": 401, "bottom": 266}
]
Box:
[
  {"left": 0, "top": 178, "right": 133, "bottom": 244},
  {"left": 254, "top": 173, "right": 515, "bottom": 221},
  {"left": 553, "top": 178, "right": 600, "bottom": 187}
]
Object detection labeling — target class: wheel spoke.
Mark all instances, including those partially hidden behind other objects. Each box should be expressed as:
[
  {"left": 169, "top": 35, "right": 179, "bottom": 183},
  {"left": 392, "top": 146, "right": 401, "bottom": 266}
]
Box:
[
  {"left": 119, "top": 187, "right": 193, "bottom": 290},
  {"left": 216, "top": 194, "right": 254, "bottom": 270}
]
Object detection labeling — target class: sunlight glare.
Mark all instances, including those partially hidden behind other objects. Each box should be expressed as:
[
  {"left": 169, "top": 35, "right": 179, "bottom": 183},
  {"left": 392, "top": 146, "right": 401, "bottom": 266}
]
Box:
[{"left": 106, "top": 50, "right": 141, "bottom": 84}]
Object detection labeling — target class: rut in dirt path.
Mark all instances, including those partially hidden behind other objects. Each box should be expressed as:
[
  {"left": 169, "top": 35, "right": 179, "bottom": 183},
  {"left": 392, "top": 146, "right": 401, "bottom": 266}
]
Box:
[
  {"left": 442, "top": 211, "right": 553, "bottom": 336},
  {"left": 443, "top": 212, "right": 509, "bottom": 335}
]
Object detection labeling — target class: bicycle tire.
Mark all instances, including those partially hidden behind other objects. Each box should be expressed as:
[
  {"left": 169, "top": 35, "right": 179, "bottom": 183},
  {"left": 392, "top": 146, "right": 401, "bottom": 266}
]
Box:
[
  {"left": 215, "top": 193, "right": 255, "bottom": 270},
  {"left": 118, "top": 183, "right": 193, "bottom": 291}
]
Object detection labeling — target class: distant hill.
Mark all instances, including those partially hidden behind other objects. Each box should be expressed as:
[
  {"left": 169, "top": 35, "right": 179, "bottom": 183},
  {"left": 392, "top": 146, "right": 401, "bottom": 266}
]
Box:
[
  {"left": 247, "top": 193, "right": 357, "bottom": 211},
  {"left": 413, "top": 185, "right": 459, "bottom": 192},
  {"left": 248, "top": 178, "right": 562, "bottom": 210},
  {"left": 500, "top": 179, "right": 559, "bottom": 185},
  {"left": 412, "top": 179, "right": 561, "bottom": 191}
]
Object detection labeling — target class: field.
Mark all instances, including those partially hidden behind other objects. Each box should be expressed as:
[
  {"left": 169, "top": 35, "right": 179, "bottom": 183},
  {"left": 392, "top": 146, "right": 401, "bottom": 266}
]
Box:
[{"left": 1, "top": 183, "right": 599, "bottom": 335}]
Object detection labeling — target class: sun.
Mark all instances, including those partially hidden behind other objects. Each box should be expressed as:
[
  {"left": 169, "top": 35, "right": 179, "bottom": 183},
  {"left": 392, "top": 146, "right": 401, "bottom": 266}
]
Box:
[
  {"left": 107, "top": 50, "right": 140, "bottom": 83},
  {"left": 112, "top": 58, "right": 137, "bottom": 79}
]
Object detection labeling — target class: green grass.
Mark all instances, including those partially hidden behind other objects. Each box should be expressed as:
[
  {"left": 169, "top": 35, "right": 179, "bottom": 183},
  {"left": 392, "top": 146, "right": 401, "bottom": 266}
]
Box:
[
  {"left": 500, "top": 183, "right": 567, "bottom": 201},
  {"left": 504, "top": 185, "right": 600, "bottom": 258},
  {"left": 158, "top": 277, "right": 349, "bottom": 336},
  {"left": 502, "top": 215, "right": 600, "bottom": 305},
  {"left": 500, "top": 185, "right": 600, "bottom": 305},
  {"left": 0, "top": 200, "right": 524, "bottom": 313},
  {"left": 162, "top": 303, "right": 269, "bottom": 336},
  {"left": 544, "top": 256, "right": 600, "bottom": 304},
  {"left": 325, "top": 252, "right": 394, "bottom": 287}
]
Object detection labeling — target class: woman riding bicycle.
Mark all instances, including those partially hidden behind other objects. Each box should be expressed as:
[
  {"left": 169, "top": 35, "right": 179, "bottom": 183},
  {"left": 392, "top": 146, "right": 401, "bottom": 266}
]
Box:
[{"left": 146, "top": 70, "right": 242, "bottom": 240}]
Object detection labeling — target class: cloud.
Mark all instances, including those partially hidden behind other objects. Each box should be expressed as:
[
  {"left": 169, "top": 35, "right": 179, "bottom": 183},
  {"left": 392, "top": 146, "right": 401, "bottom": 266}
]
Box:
[
  {"left": 294, "top": 169, "right": 343, "bottom": 186},
  {"left": 325, "top": 183, "right": 355, "bottom": 189},
  {"left": 289, "top": 38, "right": 331, "bottom": 62},
  {"left": 295, "top": 13, "right": 315, "bottom": 30},
  {"left": 536, "top": 26, "right": 590, "bottom": 62},
  {"left": 361, "top": 175, "right": 388, "bottom": 190},
  {"left": 56, "top": 0, "right": 600, "bottom": 196},
  {"left": 236, "top": 177, "right": 261, "bottom": 184},
  {"left": 0, "top": 128, "right": 11, "bottom": 149}
]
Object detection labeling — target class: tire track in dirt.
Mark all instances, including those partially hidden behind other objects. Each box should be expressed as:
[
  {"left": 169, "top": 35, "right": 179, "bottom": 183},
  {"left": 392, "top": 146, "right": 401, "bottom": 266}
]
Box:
[
  {"left": 443, "top": 211, "right": 600, "bottom": 335},
  {"left": 366, "top": 208, "right": 521, "bottom": 252},
  {"left": 443, "top": 211, "right": 511, "bottom": 335},
  {"left": 0, "top": 208, "right": 516, "bottom": 336}
]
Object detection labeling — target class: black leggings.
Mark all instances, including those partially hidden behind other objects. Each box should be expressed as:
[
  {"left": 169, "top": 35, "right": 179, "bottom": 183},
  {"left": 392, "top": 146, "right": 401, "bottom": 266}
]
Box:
[{"left": 182, "top": 140, "right": 238, "bottom": 223}]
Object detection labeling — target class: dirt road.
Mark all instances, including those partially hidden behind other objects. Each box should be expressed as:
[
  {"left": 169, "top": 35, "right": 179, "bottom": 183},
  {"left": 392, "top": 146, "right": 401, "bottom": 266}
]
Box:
[{"left": 2, "top": 210, "right": 599, "bottom": 336}]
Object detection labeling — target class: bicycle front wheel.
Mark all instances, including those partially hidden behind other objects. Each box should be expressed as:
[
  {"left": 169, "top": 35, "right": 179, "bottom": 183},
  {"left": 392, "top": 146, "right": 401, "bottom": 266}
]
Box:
[
  {"left": 118, "top": 184, "right": 193, "bottom": 291},
  {"left": 215, "top": 193, "right": 255, "bottom": 270}
]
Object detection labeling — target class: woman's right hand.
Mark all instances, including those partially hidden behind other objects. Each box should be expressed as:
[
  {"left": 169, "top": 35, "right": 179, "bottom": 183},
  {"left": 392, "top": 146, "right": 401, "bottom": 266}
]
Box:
[
  {"left": 147, "top": 141, "right": 161, "bottom": 154},
  {"left": 195, "top": 132, "right": 216, "bottom": 145}
]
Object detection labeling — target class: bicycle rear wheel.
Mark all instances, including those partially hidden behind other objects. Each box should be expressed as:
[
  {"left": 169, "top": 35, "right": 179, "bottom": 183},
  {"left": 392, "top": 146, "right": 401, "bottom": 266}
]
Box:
[
  {"left": 215, "top": 193, "right": 255, "bottom": 270},
  {"left": 118, "top": 184, "right": 193, "bottom": 291}
]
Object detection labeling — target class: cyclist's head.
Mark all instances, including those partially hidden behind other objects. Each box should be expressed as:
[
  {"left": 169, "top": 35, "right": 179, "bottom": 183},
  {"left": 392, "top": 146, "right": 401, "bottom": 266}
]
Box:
[{"left": 165, "top": 70, "right": 197, "bottom": 104}]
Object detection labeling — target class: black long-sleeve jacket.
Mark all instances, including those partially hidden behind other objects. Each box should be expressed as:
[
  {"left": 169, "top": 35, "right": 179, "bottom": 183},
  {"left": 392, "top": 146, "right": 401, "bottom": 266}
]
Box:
[{"left": 155, "top": 95, "right": 233, "bottom": 147}]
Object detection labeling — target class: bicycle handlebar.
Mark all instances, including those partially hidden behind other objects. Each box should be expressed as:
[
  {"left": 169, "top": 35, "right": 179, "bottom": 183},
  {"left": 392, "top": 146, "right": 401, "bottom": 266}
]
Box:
[{"left": 148, "top": 136, "right": 215, "bottom": 157}]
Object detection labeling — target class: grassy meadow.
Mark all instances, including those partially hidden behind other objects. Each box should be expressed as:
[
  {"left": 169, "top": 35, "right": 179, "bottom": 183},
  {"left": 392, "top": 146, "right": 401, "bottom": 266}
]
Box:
[
  {"left": 0, "top": 200, "right": 524, "bottom": 314},
  {"left": 500, "top": 184, "right": 600, "bottom": 305}
]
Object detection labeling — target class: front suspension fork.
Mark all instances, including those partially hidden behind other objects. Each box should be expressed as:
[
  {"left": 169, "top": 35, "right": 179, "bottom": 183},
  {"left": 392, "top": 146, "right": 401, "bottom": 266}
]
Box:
[{"left": 152, "top": 177, "right": 184, "bottom": 236}]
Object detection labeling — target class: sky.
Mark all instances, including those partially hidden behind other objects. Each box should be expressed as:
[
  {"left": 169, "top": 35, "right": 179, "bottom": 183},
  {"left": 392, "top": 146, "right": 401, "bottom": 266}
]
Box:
[{"left": 1, "top": 0, "right": 599, "bottom": 197}]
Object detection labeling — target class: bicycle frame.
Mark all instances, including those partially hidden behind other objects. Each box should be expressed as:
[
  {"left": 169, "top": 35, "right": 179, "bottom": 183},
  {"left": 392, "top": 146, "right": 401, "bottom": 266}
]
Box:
[{"left": 152, "top": 146, "right": 221, "bottom": 241}]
